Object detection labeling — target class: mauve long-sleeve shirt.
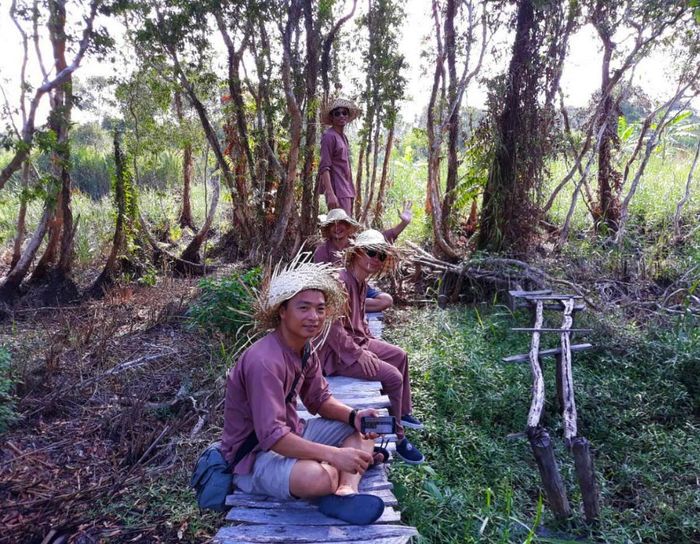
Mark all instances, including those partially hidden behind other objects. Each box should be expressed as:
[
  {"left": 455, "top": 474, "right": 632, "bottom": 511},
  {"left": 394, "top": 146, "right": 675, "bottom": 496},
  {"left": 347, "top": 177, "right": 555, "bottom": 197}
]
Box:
[
  {"left": 221, "top": 330, "right": 332, "bottom": 474},
  {"left": 320, "top": 269, "right": 372, "bottom": 374},
  {"left": 319, "top": 128, "right": 355, "bottom": 199}
]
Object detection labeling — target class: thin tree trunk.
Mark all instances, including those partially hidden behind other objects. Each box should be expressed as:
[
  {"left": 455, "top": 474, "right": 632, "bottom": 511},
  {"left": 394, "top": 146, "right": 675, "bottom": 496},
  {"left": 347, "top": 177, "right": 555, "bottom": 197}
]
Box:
[
  {"left": 320, "top": 0, "right": 358, "bottom": 100},
  {"left": 178, "top": 176, "right": 220, "bottom": 273},
  {"left": 11, "top": 161, "right": 30, "bottom": 269},
  {"left": 440, "top": 0, "right": 459, "bottom": 244},
  {"left": 300, "top": 0, "right": 320, "bottom": 237},
  {"left": 268, "top": 1, "right": 303, "bottom": 257},
  {"left": 373, "top": 126, "right": 394, "bottom": 224},
  {"left": 174, "top": 91, "right": 195, "bottom": 230},
  {"left": 90, "top": 131, "right": 131, "bottom": 295},
  {"left": 355, "top": 145, "right": 365, "bottom": 219},
  {"left": 0, "top": 206, "right": 51, "bottom": 300}
]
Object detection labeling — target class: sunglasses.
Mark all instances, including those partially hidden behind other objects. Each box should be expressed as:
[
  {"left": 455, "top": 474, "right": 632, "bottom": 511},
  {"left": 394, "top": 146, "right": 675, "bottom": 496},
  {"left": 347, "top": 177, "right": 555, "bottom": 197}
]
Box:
[
  {"left": 332, "top": 108, "right": 350, "bottom": 117},
  {"left": 365, "top": 249, "right": 387, "bottom": 262}
]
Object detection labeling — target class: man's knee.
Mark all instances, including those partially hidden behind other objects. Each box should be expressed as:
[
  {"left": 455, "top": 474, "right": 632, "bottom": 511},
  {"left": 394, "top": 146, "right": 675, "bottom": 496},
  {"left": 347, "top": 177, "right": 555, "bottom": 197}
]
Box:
[
  {"left": 290, "top": 460, "right": 339, "bottom": 498},
  {"left": 378, "top": 362, "right": 403, "bottom": 390}
]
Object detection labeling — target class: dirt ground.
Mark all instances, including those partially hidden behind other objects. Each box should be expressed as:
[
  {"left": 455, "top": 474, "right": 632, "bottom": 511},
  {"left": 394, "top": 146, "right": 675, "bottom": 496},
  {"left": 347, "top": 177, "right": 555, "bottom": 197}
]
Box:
[{"left": 0, "top": 277, "right": 227, "bottom": 543}]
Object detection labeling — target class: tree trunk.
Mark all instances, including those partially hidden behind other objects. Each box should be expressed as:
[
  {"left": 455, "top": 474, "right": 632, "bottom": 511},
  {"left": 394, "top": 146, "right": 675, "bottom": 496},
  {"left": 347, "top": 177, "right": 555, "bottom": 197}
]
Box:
[
  {"left": 595, "top": 27, "right": 620, "bottom": 231},
  {"left": 268, "top": 1, "right": 303, "bottom": 257},
  {"left": 355, "top": 145, "right": 365, "bottom": 219},
  {"left": 300, "top": 0, "right": 320, "bottom": 237},
  {"left": 0, "top": 206, "right": 51, "bottom": 300},
  {"left": 425, "top": 0, "right": 458, "bottom": 260},
  {"left": 440, "top": 0, "right": 459, "bottom": 244},
  {"left": 10, "top": 161, "right": 30, "bottom": 269},
  {"left": 320, "top": 0, "right": 358, "bottom": 100},
  {"left": 373, "top": 126, "right": 395, "bottom": 225},
  {"left": 174, "top": 91, "right": 195, "bottom": 230},
  {"left": 478, "top": 0, "right": 535, "bottom": 253},
  {"left": 177, "top": 176, "right": 220, "bottom": 274},
  {"left": 90, "top": 131, "right": 131, "bottom": 296}
]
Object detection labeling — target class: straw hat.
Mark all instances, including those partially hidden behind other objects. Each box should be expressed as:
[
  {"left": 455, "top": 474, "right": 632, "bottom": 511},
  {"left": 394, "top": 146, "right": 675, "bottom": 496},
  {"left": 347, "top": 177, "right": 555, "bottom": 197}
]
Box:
[
  {"left": 344, "top": 229, "right": 402, "bottom": 277},
  {"left": 320, "top": 97, "right": 362, "bottom": 125},
  {"left": 254, "top": 251, "right": 347, "bottom": 340},
  {"left": 318, "top": 208, "right": 362, "bottom": 231}
]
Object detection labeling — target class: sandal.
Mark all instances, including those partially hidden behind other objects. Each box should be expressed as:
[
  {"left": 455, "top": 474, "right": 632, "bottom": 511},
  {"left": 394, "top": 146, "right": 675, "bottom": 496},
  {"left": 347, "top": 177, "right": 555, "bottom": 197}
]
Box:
[{"left": 318, "top": 493, "right": 385, "bottom": 525}]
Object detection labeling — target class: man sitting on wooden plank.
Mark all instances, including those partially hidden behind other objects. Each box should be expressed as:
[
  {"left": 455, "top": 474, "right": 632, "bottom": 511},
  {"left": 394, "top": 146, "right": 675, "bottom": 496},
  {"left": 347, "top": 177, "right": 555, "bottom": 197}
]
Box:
[
  {"left": 313, "top": 204, "right": 413, "bottom": 312},
  {"left": 220, "top": 255, "right": 385, "bottom": 525},
  {"left": 320, "top": 229, "right": 425, "bottom": 465}
]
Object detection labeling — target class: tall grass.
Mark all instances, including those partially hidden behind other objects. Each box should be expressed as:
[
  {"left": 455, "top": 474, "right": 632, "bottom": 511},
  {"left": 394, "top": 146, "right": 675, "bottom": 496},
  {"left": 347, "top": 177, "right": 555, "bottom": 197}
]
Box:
[{"left": 385, "top": 305, "right": 700, "bottom": 543}]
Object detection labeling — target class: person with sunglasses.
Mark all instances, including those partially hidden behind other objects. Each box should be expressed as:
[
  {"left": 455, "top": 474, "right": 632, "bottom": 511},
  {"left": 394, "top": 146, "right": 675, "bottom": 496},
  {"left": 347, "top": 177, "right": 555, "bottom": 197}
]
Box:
[
  {"left": 319, "top": 98, "right": 361, "bottom": 216},
  {"left": 319, "top": 229, "right": 425, "bottom": 465}
]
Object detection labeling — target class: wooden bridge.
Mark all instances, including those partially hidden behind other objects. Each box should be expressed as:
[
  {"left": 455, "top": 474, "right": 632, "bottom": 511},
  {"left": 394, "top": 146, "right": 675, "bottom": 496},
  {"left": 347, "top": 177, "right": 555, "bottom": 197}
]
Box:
[{"left": 213, "top": 314, "right": 419, "bottom": 543}]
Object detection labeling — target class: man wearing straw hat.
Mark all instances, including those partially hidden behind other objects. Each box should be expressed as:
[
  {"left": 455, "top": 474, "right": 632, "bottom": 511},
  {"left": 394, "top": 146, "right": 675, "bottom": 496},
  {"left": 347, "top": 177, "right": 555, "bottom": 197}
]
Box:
[
  {"left": 321, "top": 230, "right": 425, "bottom": 465},
  {"left": 220, "top": 256, "right": 386, "bottom": 525},
  {"left": 314, "top": 204, "right": 413, "bottom": 312},
  {"left": 319, "top": 97, "right": 362, "bottom": 215}
]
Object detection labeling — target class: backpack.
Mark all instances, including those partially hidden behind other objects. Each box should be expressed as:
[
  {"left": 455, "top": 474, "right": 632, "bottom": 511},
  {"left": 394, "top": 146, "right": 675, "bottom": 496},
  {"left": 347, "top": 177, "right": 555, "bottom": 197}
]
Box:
[
  {"left": 191, "top": 343, "right": 311, "bottom": 512},
  {"left": 190, "top": 441, "right": 233, "bottom": 512}
]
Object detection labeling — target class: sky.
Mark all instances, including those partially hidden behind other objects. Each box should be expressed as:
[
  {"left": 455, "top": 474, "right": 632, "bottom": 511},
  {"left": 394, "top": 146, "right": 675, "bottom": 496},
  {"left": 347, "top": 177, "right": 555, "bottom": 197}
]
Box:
[{"left": 0, "top": 0, "right": 693, "bottom": 129}]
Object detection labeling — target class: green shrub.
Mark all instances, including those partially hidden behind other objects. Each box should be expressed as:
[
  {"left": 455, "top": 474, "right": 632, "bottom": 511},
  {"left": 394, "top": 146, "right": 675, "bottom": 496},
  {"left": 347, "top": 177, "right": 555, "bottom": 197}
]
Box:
[
  {"left": 0, "top": 346, "right": 17, "bottom": 434},
  {"left": 187, "top": 268, "right": 261, "bottom": 349}
]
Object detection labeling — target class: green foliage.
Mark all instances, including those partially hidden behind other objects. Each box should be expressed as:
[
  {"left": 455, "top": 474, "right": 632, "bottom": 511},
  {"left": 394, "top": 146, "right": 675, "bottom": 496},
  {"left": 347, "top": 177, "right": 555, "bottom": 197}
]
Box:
[
  {"left": 0, "top": 346, "right": 17, "bottom": 434},
  {"left": 385, "top": 306, "right": 700, "bottom": 543},
  {"left": 187, "top": 268, "right": 262, "bottom": 349}
]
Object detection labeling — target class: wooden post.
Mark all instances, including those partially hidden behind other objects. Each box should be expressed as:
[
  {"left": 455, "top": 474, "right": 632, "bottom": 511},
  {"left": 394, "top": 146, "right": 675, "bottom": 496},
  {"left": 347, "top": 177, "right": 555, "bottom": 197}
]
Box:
[
  {"left": 527, "top": 426, "right": 572, "bottom": 519},
  {"left": 554, "top": 353, "right": 564, "bottom": 415},
  {"left": 527, "top": 301, "right": 545, "bottom": 428},
  {"left": 559, "top": 298, "right": 578, "bottom": 440},
  {"left": 571, "top": 436, "right": 600, "bottom": 523}
]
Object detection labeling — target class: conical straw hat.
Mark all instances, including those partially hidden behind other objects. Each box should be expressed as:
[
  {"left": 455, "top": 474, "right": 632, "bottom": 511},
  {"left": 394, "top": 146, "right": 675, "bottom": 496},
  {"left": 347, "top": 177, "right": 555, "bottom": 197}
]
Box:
[
  {"left": 318, "top": 208, "right": 362, "bottom": 230},
  {"left": 320, "top": 97, "right": 361, "bottom": 125},
  {"left": 254, "top": 251, "right": 346, "bottom": 344},
  {"left": 344, "top": 229, "right": 402, "bottom": 277}
]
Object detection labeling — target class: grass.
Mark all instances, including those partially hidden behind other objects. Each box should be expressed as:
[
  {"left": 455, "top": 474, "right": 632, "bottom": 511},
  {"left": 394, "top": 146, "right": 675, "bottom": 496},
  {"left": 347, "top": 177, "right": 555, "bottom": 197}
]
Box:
[
  {"left": 383, "top": 304, "right": 699, "bottom": 543},
  {"left": 0, "top": 180, "right": 225, "bottom": 270}
]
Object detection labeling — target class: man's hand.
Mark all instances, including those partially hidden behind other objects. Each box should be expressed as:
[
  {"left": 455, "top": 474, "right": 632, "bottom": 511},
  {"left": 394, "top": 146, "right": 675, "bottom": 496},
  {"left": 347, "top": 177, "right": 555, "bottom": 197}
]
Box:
[
  {"left": 326, "top": 193, "right": 340, "bottom": 209},
  {"left": 357, "top": 350, "right": 381, "bottom": 377},
  {"left": 329, "top": 446, "right": 373, "bottom": 474},
  {"left": 399, "top": 200, "right": 413, "bottom": 224}
]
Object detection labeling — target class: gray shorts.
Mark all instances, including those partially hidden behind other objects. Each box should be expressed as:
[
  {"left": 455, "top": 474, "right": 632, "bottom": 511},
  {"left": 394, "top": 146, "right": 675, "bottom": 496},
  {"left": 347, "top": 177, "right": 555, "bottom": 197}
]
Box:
[{"left": 232, "top": 418, "right": 355, "bottom": 499}]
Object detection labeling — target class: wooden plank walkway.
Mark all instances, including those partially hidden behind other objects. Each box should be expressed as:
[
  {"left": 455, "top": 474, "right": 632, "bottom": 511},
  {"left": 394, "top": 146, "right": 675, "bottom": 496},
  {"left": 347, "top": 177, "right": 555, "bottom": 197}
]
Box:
[{"left": 213, "top": 314, "right": 418, "bottom": 544}]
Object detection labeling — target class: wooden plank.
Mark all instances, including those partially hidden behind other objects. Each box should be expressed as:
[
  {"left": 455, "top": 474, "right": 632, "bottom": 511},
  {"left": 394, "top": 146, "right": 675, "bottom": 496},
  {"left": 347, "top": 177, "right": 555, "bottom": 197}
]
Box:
[
  {"left": 502, "top": 343, "right": 593, "bottom": 363},
  {"left": 225, "top": 505, "right": 401, "bottom": 525},
  {"left": 215, "top": 539, "right": 412, "bottom": 544},
  {"left": 299, "top": 395, "right": 391, "bottom": 411},
  {"left": 509, "top": 289, "right": 552, "bottom": 298},
  {"left": 327, "top": 380, "right": 383, "bottom": 395},
  {"left": 226, "top": 487, "right": 399, "bottom": 508},
  {"left": 213, "top": 523, "right": 418, "bottom": 543},
  {"left": 524, "top": 294, "right": 582, "bottom": 300},
  {"left": 510, "top": 328, "right": 591, "bottom": 333}
]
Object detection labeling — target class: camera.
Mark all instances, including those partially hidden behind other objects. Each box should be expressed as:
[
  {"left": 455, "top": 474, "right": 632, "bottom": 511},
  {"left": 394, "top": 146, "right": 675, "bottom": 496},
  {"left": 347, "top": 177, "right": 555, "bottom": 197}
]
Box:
[{"left": 360, "top": 416, "right": 396, "bottom": 435}]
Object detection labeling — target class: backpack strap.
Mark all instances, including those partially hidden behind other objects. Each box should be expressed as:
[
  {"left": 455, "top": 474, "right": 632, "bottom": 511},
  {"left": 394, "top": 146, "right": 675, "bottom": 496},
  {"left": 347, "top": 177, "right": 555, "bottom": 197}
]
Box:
[
  {"left": 285, "top": 341, "right": 311, "bottom": 404},
  {"left": 232, "top": 342, "right": 312, "bottom": 468}
]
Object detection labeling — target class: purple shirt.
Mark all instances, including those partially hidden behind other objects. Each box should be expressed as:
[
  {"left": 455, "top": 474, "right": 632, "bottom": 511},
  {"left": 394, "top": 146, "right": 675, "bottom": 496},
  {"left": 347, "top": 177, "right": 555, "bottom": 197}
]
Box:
[
  {"left": 313, "top": 239, "right": 343, "bottom": 265},
  {"left": 320, "top": 269, "right": 371, "bottom": 374},
  {"left": 319, "top": 128, "right": 355, "bottom": 199},
  {"left": 221, "top": 330, "right": 332, "bottom": 474}
]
